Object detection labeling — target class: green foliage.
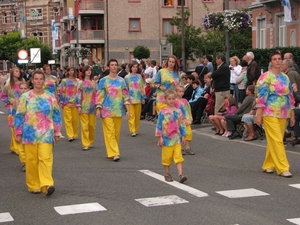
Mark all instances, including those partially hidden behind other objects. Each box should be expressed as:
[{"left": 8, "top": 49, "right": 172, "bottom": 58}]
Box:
[
  {"left": 132, "top": 45, "right": 150, "bottom": 59},
  {"left": 0, "top": 31, "right": 53, "bottom": 67},
  {"left": 199, "top": 30, "right": 225, "bottom": 57},
  {"left": 230, "top": 46, "right": 300, "bottom": 72},
  {"left": 166, "top": 10, "right": 202, "bottom": 61}
]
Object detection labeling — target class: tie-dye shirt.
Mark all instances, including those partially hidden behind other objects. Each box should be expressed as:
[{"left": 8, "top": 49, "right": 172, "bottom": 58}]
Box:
[
  {"left": 76, "top": 79, "right": 97, "bottom": 114},
  {"left": 96, "top": 76, "right": 129, "bottom": 118},
  {"left": 256, "top": 71, "right": 295, "bottom": 118},
  {"left": 1, "top": 82, "right": 22, "bottom": 127},
  {"left": 59, "top": 78, "right": 79, "bottom": 107},
  {"left": 14, "top": 91, "right": 62, "bottom": 144},
  {"left": 154, "top": 68, "right": 181, "bottom": 103},
  {"left": 124, "top": 73, "right": 145, "bottom": 104},
  {"left": 175, "top": 98, "right": 193, "bottom": 125},
  {"left": 155, "top": 107, "right": 187, "bottom": 146},
  {"left": 44, "top": 75, "right": 58, "bottom": 95}
]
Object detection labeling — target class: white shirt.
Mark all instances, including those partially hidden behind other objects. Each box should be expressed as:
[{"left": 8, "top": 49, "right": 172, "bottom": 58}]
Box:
[{"left": 230, "top": 65, "right": 242, "bottom": 84}]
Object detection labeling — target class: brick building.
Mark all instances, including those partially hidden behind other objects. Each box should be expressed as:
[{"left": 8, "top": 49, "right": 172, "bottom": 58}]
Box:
[{"left": 250, "top": 0, "right": 300, "bottom": 48}]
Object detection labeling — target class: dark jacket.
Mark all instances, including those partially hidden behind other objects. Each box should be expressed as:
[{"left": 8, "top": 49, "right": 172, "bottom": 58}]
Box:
[
  {"left": 211, "top": 62, "right": 230, "bottom": 92},
  {"left": 183, "top": 84, "right": 193, "bottom": 101},
  {"left": 246, "top": 60, "right": 260, "bottom": 86},
  {"left": 195, "top": 65, "right": 208, "bottom": 87},
  {"left": 235, "top": 95, "right": 255, "bottom": 117},
  {"left": 286, "top": 67, "right": 300, "bottom": 90}
]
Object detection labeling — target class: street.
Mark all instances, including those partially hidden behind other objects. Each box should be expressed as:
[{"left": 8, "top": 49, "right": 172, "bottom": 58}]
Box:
[{"left": 1, "top": 103, "right": 300, "bottom": 225}]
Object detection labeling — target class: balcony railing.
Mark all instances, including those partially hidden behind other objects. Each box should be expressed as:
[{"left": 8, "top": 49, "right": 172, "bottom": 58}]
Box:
[
  {"left": 70, "top": 30, "right": 105, "bottom": 41},
  {"left": 54, "top": 15, "right": 60, "bottom": 24},
  {"left": 79, "top": 0, "right": 104, "bottom": 10},
  {"left": 60, "top": 8, "right": 69, "bottom": 19},
  {"left": 61, "top": 34, "right": 70, "bottom": 45},
  {"left": 55, "top": 39, "right": 61, "bottom": 47}
]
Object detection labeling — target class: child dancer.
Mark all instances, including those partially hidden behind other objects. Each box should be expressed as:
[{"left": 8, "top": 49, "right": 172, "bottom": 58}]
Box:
[
  {"left": 59, "top": 67, "right": 79, "bottom": 141},
  {"left": 1, "top": 67, "right": 23, "bottom": 154},
  {"left": 43, "top": 64, "right": 58, "bottom": 96},
  {"left": 124, "top": 61, "right": 145, "bottom": 137},
  {"left": 13, "top": 82, "right": 30, "bottom": 171},
  {"left": 96, "top": 59, "right": 130, "bottom": 162},
  {"left": 14, "top": 70, "right": 61, "bottom": 196},
  {"left": 175, "top": 85, "right": 194, "bottom": 155},
  {"left": 76, "top": 66, "right": 97, "bottom": 151},
  {"left": 156, "top": 90, "right": 187, "bottom": 183}
]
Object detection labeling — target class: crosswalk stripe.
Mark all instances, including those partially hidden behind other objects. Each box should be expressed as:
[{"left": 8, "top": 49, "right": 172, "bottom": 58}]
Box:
[
  {"left": 54, "top": 202, "right": 106, "bottom": 215},
  {"left": 0, "top": 212, "right": 14, "bottom": 223},
  {"left": 287, "top": 218, "right": 300, "bottom": 225},
  {"left": 139, "top": 169, "right": 209, "bottom": 198},
  {"left": 0, "top": 111, "right": 5, "bottom": 115},
  {"left": 216, "top": 188, "right": 269, "bottom": 198},
  {"left": 135, "top": 195, "right": 188, "bottom": 207},
  {"left": 289, "top": 184, "right": 300, "bottom": 189}
]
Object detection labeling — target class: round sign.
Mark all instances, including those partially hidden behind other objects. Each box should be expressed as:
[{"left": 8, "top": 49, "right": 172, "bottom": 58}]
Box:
[{"left": 18, "top": 50, "right": 28, "bottom": 60}]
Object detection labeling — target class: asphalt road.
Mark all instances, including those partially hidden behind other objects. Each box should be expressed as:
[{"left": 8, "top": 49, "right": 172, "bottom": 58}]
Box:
[{"left": 1, "top": 104, "right": 300, "bottom": 225}]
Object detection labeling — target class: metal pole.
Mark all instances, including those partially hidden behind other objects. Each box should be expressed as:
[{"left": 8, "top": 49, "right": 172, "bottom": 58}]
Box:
[
  {"left": 181, "top": 0, "right": 185, "bottom": 71},
  {"left": 25, "top": 0, "right": 28, "bottom": 70},
  {"left": 225, "top": 0, "right": 230, "bottom": 63},
  {"left": 76, "top": 0, "right": 79, "bottom": 66}
]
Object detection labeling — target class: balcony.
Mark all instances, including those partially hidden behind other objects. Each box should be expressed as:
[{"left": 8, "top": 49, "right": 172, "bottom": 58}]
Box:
[
  {"left": 229, "top": 0, "right": 252, "bottom": 10},
  {"left": 79, "top": 0, "right": 104, "bottom": 14},
  {"left": 54, "top": 15, "right": 61, "bottom": 27},
  {"left": 60, "top": 8, "right": 69, "bottom": 21},
  {"left": 70, "top": 30, "right": 105, "bottom": 44},
  {"left": 55, "top": 39, "right": 61, "bottom": 50},
  {"left": 61, "top": 34, "right": 70, "bottom": 47}
]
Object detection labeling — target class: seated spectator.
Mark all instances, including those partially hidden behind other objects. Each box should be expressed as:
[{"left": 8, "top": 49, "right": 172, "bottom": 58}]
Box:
[
  {"left": 289, "top": 83, "right": 300, "bottom": 146},
  {"left": 209, "top": 95, "right": 238, "bottom": 135},
  {"left": 224, "top": 85, "right": 256, "bottom": 139},
  {"left": 191, "top": 73, "right": 213, "bottom": 124},
  {"left": 183, "top": 75, "right": 195, "bottom": 101},
  {"left": 241, "top": 99, "right": 257, "bottom": 141},
  {"left": 189, "top": 80, "right": 203, "bottom": 107}
]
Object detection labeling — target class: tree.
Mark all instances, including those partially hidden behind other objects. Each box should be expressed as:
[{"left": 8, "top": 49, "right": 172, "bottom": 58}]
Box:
[
  {"left": 0, "top": 31, "right": 53, "bottom": 68},
  {"left": 166, "top": 10, "right": 202, "bottom": 61},
  {"left": 132, "top": 45, "right": 150, "bottom": 59}
]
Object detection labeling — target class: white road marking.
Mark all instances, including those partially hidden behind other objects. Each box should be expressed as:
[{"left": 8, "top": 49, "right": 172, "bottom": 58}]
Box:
[
  {"left": 0, "top": 212, "right": 14, "bottom": 223},
  {"left": 216, "top": 188, "right": 269, "bottom": 198},
  {"left": 135, "top": 195, "right": 188, "bottom": 207},
  {"left": 289, "top": 184, "right": 300, "bottom": 189},
  {"left": 139, "top": 169, "right": 209, "bottom": 198},
  {"left": 54, "top": 202, "right": 106, "bottom": 215},
  {"left": 287, "top": 218, "right": 300, "bottom": 225},
  {"left": 0, "top": 111, "right": 5, "bottom": 115}
]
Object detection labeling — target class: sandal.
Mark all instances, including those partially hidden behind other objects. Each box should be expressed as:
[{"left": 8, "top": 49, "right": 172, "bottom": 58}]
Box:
[
  {"left": 164, "top": 174, "right": 173, "bottom": 182},
  {"left": 244, "top": 136, "right": 257, "bottom": 141}
]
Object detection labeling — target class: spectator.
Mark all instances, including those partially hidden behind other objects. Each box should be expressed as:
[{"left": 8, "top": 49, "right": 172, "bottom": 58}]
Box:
[
  {"left": 50, "top": 65, "right": 57, "bottom": 76},
  {"left": 195, "top": 57, "right": 208, "bottom": 88},
  {"left": 229, "top": 56, "right": 242, "bottom": 102},
  {"left": 236, "top": 59, "right": 248, "bottom": 103},
  {"left": 118, "top": 63, "right": 128, "bottom": 78},
  {"left": 211, "top": 53, "right": 230, "bottom": 115},
  {"left": 281, "top": 59, "right": 300, "bottom": 88},
  {"left": 183, "top": 75, "right": 195, "bottom": 101},
  {"left": 284, "top": 52, "right": 300, "bottom": 74},
  {"left": 290, "top": 83, "right": 300, "bottom": 146},
  {"left": 204, "top": 55, "right": 214, "bottom": 73},
  {"left": 241, "top": 98, "right": 257, "bottom": 141},
  {"left": 244, "top": 52, "right": 260, "bottom": 86}
]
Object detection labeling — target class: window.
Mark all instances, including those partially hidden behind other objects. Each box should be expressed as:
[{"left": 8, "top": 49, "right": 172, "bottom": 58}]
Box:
[
  {"left": 32, "top": 31, "right": 44, "bottom": 42},
  {"left": 11, "top": 12, "right": 16, "bottom": 23},
  {"left": 202, "top": 0, "right": 213, "bottom": 2},
  {"left": 53, "top": 8, "right": 59, "bottom": 16},
  {"left": 129, "top": 18, "right": 141, "bottom": 31},
  {"left": 163, "top": 19, "right": 173, "bottom": 36},
  {"left": 258, "top": 18, "right": 266, "bottom": 49},
  {"left": 163, "top": 0, "right": 173, "bottom": 6},
  {"left": 177, "top": 0, "right": 187, "bottom": 6},
  {"left": 2, "top": 12, "right": 7, "bottom": 24},
  {"left": 278, "top": 16, "right": 286, "bottom": 47}
]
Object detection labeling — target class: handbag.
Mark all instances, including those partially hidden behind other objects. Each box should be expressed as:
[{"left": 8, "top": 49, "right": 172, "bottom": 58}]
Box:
[{"left": 205, "top": 94, "right": 215, "bottom": 115}]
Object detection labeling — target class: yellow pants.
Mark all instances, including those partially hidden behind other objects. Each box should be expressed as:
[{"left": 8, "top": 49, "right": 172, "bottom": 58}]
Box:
[
  {"left": 162, "top": 144, "right": 184, "bottom": 166},
  {"left": 24, "top": 143, "right": 54, "bottom": 192},
  {"left": 63, "top": 106, "right": 79, "bottom": 139},
  {"left": 80, "top": 113, "right": 96, "bottom": 147},
  {"left": 128, "top": 104, "right": 142, "bottom": 134},
  {"left": 156, "top": 102, "right": 167, "bottom": 114},
  {"left": 10, "top": 127, "right": 25, "bottom": 163},
  {"left": 102, "top": 117, "right": 122, "bottom": 158},
  {"left": 262, "top": 116, "right": 290, "bottom": 174},
  {"left": 185, "top": 125, "right": 193, "bottom": 141}
]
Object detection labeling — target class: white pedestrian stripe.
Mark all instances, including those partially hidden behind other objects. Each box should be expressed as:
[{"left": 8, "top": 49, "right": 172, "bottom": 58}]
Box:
[
  {"left": 287, "top": 218, "right": 300, "bottom": 225},
  {"left": 135, "top": 195, "right": 188, "bottom": 207},
  {"left": 216, "top": 188, "right": 269, "bottom": 198},
  {"left": 54, "top": 202, "right": 107, "bottom": 215},
  {"left": 0, "top": 111, "right": 5, "bottom": 115},
  {"left": 0, "top": 212, "right": 14, "bottom": 223},
  {"left": 139, "top": 170, "right": 209, "bottom": 198},
  {"left": 289, "top": 184, "right": 300, "bottom": 189}
]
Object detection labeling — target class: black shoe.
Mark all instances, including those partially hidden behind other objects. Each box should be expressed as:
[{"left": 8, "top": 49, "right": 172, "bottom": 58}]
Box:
[
  {"left": 229, "top": 132, "right": 239, "bottom": 140},
  {"left": 290, "top": 138, "right": 300, "bottom": 146},
  {"left": 284, "top": 132, "right": 292, "bottom": 139},
  {"left": 46, "top": 186, "right": 55, "bottom": 196},
  {"left": 192, "top": 120, "right": 201, "bottom": 125}
]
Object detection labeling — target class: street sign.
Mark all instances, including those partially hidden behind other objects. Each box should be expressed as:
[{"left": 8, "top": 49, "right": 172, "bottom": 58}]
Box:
[
  {"left": 30, "top": 48, "right": 41, "bottom": 63},
  {"left": 48, "top": 60, "right": 55, "bottom": 64},
  {"left": 18, "top": 59, "right": 29, "bottom": 64},
  {"left": 18, "top": 49, "right": 28, "bottom": 60}
]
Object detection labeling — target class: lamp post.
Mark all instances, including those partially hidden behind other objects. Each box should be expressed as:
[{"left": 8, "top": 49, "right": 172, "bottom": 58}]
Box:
[
  {"left": 224, "top": 0, "right": 230, "bottom": 63},
  {"left": 181, "top": 0, "right": 185, "bottom": 72}
]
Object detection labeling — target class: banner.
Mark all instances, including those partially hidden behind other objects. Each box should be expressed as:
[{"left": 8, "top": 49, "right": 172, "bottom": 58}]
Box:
[
  {"left": 17, "top": 6, "right": 26, "bottom": 38},
  {"left": 51, "top": 20, "right": 58, "bottom": 54},
  {"left": 282, "top": 0, "right": 292, "bottom": 22}
]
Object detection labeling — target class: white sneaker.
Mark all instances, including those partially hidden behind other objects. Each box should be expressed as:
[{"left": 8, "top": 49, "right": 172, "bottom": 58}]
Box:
[
  {"left": 83, "top": 146, "right": 89, "bottom": 151},
  {"left": 113, "top": 156, "right": 120, "bottom": 161},
  {"left": 280, "top": 171, "right": 292, "bottom": 178},
  {"left": 131, "top": 133, "right": 136, "bottom": 137}
]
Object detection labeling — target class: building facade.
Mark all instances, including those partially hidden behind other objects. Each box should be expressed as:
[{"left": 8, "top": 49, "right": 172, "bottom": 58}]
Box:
[{"left": 250, "top": 0, "right": 300, "bottom": 48}]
